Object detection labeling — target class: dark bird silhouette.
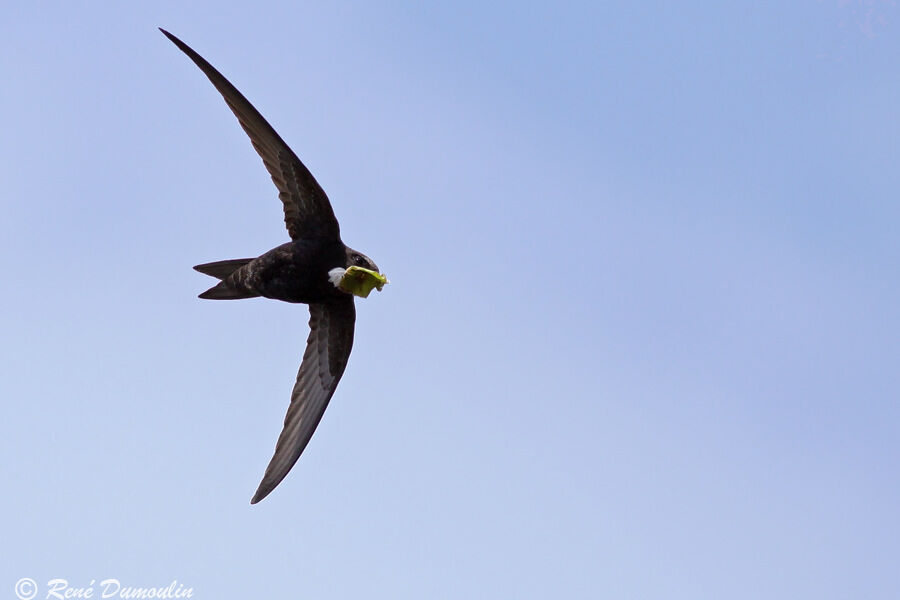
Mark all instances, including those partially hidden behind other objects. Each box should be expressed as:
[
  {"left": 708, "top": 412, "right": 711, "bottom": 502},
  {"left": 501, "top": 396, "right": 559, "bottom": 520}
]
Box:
[{"left": 161, "top": 28, "right": 387, "bottom": 504}]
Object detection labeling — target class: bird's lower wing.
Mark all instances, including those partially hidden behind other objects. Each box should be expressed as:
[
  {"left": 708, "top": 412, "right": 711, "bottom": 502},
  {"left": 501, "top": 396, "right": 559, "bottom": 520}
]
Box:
[{"left": 251, "top": 298, "right": 356, "bottom": 504}]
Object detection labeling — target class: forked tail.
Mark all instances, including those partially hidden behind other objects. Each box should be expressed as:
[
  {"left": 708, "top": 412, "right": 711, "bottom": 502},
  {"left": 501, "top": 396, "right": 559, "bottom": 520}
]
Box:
[{"left": 193, "top": 259, "right": 260, "bottom": 300}]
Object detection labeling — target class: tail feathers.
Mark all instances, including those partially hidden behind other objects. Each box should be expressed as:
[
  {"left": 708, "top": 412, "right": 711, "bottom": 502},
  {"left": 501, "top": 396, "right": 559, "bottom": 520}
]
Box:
[
  {"left": 194, "top": 258, "right": 253, "bottom": 280},
  {"left": 198, "top": 281, "right": 260, "bottom": 300},
  {"left": 194, "top": 258, "right": 260, "bottom": 300}
]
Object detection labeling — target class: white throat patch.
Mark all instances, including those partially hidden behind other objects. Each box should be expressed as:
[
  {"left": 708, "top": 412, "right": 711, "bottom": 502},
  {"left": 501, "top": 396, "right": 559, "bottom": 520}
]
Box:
[{"left": 328, "top": 267, "right": 347, "bottom": 288}]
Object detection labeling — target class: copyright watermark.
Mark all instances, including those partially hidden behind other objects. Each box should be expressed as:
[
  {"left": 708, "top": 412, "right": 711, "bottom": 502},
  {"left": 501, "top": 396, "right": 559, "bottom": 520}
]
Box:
[
  {"left": 13, "top": 578, "right": 194, "bottom": 600},
  {"left": 14, "top": 578, "right": 37, "bottom": 600}
]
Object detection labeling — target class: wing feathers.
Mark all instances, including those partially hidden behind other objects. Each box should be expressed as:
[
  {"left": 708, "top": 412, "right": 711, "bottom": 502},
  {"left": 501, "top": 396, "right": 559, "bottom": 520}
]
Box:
[
  {"left": 160, "top": 28, "right": 341, "bottom": 241},
  {"left": 250, "top": 299, "right": 356, "bottom": 504}
]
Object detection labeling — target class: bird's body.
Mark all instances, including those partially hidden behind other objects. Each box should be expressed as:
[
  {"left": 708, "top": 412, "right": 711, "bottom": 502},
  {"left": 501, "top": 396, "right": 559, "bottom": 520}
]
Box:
[
  {"left": 196, "top": 240, "right": 360, "bottom": 304},
  {"left": 161, "top": 28, "right": 387, "bottom": 504}
]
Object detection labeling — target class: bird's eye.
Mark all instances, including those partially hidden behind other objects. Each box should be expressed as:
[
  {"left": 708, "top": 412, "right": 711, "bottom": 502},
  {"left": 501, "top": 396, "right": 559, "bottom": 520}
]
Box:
[{"left": 354, "top": 255, "right": 367, "bottom": 267}]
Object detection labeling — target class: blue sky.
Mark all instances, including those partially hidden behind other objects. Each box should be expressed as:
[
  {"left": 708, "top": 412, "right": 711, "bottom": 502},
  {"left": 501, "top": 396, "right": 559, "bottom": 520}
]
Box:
[{"left": 2, "top": 2, "right": 898, "bottom": 598}]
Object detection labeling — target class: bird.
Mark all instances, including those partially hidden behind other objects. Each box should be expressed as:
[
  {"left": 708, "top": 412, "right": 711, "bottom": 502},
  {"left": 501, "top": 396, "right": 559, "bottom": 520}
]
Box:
[{"left": 160, "top": 28, "right": 388, "bottom": 504}]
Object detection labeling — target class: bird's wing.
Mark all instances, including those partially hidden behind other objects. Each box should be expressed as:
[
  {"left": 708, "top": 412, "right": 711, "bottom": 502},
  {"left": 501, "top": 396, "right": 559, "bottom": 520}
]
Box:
[
  {"left": 251, "top": 298, "right": 356, "bottom": 504},
  {"left": 160, "top": 28, "right": 341, "bottom": 241}
]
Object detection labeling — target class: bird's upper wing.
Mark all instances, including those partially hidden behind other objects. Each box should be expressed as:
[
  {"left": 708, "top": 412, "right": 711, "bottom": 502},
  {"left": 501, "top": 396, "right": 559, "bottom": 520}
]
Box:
[
  {"left": 160, "top": 29, "right": 341, "bottom": 241},
  {"left": 251, "top": 298, "right": 356, "bottom": 504}
]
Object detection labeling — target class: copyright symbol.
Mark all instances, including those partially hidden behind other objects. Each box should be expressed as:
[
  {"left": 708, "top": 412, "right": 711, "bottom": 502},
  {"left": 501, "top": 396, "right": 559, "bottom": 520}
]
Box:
[{"left": 15, "top": 577, "right": 37, "bottom": 600}]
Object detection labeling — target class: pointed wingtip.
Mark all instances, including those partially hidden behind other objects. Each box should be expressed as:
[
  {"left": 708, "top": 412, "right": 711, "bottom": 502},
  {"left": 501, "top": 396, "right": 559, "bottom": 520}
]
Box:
[
  {"left": 158, "top": 28, "right": 185, "bottom": 50},
  {"left": 250, "top": 487, "right": 269, "bottom": 505}
]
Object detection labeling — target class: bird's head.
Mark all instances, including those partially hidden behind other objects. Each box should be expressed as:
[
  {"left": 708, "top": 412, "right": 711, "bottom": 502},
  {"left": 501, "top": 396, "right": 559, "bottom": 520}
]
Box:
[
  {"left": 346, "top": 249, "right": 380, "bottom": 274},
  {"left": 328, "top": 248, "right": 388, "bottom": 298}
]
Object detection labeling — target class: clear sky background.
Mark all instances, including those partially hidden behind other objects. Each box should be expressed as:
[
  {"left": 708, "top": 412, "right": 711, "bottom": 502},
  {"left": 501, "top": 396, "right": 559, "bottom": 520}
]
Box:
[{"left": 2, "top": 2, "right": 898, "bottom": 598}]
